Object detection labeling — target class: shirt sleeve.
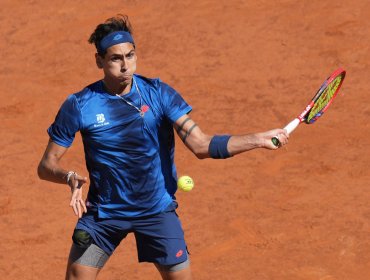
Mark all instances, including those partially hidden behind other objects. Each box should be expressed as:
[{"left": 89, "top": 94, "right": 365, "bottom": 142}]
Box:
[
  {"left": 159, "top": 82, "right": 192, "bottom": 123},
  {"left": 47, "top": 94, "right": 82, "bottom": 147}
]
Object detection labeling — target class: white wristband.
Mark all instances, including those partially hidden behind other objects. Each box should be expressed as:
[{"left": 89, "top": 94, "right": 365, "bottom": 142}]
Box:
[{"left": 66, "top": 171, "right": 77, "bottom": 184}]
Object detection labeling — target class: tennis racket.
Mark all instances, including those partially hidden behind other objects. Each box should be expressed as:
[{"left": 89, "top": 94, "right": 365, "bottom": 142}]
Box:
[{"left": 272, "top": 68, "right": 346, "bottom": 146}]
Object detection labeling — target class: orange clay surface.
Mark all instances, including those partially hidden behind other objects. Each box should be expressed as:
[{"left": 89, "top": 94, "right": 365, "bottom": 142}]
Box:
[{"left": 1, "top": 1, "right": 370, "bottom": 279}]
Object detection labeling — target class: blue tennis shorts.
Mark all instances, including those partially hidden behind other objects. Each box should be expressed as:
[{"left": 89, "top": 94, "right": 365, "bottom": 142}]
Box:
[{"left": 74, "top": 201, "right": 188, "bottom": 266}]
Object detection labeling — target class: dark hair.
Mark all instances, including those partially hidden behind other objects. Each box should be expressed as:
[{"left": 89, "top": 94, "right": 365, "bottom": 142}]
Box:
[{"left": 88, "top": 14, "right": 134, "bottom": 56}]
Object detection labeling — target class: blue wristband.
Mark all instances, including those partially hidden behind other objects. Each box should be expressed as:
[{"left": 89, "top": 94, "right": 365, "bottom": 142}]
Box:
[{"left": 209, "top": 135, "right": 232, "bottom": 159}]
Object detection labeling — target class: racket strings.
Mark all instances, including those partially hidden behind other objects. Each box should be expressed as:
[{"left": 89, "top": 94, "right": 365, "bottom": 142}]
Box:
[{"left": 307, "top": 76, "right": 343, "bottom": 122}]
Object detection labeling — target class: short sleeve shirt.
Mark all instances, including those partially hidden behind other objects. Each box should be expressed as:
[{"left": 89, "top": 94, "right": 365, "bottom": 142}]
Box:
[{"left": 48, "top": 74, "right": 192, "bottom": 218}]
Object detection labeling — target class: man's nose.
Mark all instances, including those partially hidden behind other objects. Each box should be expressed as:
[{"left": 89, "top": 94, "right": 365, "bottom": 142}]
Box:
[{"left": 121, "top": 59, "right": 128, "bottom": 71}]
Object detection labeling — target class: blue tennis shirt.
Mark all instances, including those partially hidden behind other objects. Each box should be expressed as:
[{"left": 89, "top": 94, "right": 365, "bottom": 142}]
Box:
[{"left": 48, "top": 74, "right": 192, "bottom": 218}]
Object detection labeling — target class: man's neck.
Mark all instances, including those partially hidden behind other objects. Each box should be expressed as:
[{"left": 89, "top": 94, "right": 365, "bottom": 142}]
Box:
[{"left": 103, "top": 78, "right": 132, "bottom": 96}]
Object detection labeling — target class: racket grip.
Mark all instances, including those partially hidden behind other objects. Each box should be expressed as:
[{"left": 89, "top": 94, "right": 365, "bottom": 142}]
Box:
[
  {"left": 271, "top": 137, "right": 280, "bottom": 146},
  {"left": 284, "top": 118, "right": 300, "bottom": 134},
  {"left": 271, "top": 118, "right": 300, "bottom": 146}
]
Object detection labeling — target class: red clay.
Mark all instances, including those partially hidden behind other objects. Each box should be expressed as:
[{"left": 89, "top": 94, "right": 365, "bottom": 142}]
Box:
[{"left": 1, "top": 1, "right": 369, "bottom": 279}]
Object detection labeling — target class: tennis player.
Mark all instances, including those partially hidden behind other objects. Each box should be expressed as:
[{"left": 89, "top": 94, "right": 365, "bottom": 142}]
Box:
[{"left": 37, "top": 14, "right": 288, "bottom": 280}]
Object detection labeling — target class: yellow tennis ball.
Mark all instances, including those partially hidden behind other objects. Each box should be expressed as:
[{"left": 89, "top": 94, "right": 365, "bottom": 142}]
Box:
[{"left": 177, "top": 176, "right": 194, "bottom": 192}]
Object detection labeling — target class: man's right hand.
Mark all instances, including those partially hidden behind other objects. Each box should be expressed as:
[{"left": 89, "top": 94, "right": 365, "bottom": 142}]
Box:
[{"left": 68, "top": 173, "right": 88, "bottom": 218}]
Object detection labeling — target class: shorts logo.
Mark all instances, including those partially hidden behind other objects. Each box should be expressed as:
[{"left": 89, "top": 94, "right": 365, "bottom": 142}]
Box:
[
  {"left": 94, "top": 113, "right": 110, "bottom": 127},
  {"left": 176, "top": 250, "right": 183, "bottom": 258}
]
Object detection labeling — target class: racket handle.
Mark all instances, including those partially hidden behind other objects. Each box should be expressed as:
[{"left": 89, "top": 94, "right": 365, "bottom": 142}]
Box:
[
  {"left": 284, "top": 118, "right": 300, "bottom": 134},
  {"left": 271, "top": 118, "right": 300, "bottom": 146}
]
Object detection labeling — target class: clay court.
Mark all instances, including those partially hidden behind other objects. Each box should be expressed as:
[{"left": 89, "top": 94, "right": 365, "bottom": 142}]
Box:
[{"left": 1, "top": 0, "right": 369, "bottom": 279}]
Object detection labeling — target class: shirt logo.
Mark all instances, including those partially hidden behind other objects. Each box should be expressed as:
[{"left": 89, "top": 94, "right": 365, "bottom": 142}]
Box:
[
  {"left": 96, "top": 113, "right": 105, "bottom": 123},
  {"left": 94, "top": 113, "right": 110, "bottom": 128}
]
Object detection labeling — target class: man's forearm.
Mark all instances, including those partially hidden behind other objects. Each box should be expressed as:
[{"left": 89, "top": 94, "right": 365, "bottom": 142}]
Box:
[
  {"left": 227, "top": 133, "right": 264, "bottom": 156},
  {"left": 37, "top": 160, "right": 69, "bottom": 185}
]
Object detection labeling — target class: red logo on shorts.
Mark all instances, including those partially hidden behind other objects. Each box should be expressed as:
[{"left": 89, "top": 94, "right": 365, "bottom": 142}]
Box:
[{"left": 176, "top": 250, "right": 183, "bottom": 258}]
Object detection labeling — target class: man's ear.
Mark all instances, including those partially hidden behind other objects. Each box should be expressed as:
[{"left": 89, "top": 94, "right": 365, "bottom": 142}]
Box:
[{"left": 95, "top": 53, "right": 103, "bottom": 69}]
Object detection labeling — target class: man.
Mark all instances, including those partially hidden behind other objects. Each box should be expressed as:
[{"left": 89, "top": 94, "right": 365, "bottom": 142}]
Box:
[{"left": 38, "top": 14, "right": 288, "bottom": 280}]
